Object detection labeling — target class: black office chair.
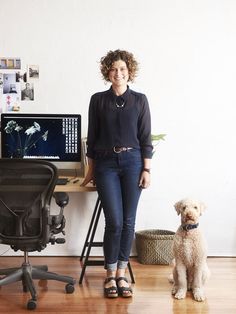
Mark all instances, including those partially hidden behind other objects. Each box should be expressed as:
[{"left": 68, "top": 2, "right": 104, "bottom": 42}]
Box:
[{"left": 0, "top": 159, "right": 76, "bottom": 310}]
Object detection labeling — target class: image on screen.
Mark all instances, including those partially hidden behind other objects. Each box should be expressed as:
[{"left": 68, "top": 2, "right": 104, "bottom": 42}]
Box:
[{"left": 0, "top": 113, "right": 81, "bottom": 162}]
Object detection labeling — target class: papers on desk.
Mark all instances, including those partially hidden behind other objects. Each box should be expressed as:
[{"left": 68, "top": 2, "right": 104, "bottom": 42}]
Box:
[{"left": 81, "top": 137, "right": 88, "bottom": 167}]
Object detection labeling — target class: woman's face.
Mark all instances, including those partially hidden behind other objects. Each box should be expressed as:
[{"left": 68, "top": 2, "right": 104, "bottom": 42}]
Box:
[{"left": 108, "top": 60, "right": 129, "bottom": 88}]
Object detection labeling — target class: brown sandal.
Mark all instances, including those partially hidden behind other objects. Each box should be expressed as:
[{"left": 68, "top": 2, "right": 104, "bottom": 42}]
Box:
[
  {"left": 104, "top": 277, "right": 118, "bottom": 298},
  {"left": 116, "top": 277, "right": 133, "bottom": 298}
]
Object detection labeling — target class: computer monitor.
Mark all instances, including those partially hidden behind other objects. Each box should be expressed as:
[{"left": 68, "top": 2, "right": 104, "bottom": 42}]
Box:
[{"left": 0, "top": 113, "right": 82, "bottom": 176}]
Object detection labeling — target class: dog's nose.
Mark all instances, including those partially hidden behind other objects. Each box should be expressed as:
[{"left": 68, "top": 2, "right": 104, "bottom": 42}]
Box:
[{"left": 186, "top": 213, "right": 193, "bottom": 220}]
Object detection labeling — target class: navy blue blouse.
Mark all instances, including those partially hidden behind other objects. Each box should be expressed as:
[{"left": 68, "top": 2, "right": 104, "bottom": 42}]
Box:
[{"left": 86, "top": 86, "right": 153, "bottom": 159}]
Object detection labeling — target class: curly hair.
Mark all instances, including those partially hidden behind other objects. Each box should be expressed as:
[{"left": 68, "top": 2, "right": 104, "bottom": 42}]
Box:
[{"left": 100, "top": 49, "right": 139, "bottom": 82}]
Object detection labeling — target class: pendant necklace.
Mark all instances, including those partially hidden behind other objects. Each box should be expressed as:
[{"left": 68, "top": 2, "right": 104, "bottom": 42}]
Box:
[{"left": 115, "top": 96, "right": 125, "bottom": 108}]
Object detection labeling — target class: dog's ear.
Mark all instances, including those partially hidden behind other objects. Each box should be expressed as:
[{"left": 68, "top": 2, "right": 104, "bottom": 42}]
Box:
[
  {"left": 174, "top": 201, "right": 182, "bottom": 215},
  {"left": 199, "top": 202, "right": 206, "bottom": 215}
]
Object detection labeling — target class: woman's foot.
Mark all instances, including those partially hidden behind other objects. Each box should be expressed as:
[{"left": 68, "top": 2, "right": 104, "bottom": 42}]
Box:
[
  {"left": 116, "top": 277, "right": 133, "bottom": 298},
  {"left": 104, "top": 277, "right": 118, "bottom": 298}
]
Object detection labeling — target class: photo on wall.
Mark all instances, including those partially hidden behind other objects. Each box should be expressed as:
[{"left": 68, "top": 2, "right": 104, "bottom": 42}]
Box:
[
  {"left": 21, "top": 82, "right": 34, "bottom": 101},
  {"left": 28, "top": 65, "right": 39, "bottom": 79},
  {"left": 7, "top": 59, "right": 15, "bottom": 69},
  {"left": 0, "top": 59, "right": 7, "bottom": 69},
  {"left": 2, "top": 73, "right": 20, "bottom": 94},
  {"left": 0, "top": 73, "right": 3, "bottom": 90},
  {"left": 16, "top": 71, "right": 27, "bottom": 83}
]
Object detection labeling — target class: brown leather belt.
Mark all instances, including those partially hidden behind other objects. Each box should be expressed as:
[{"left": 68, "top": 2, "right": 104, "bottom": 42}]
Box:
[{"left": 113, "top": 146, "right": 133, "bottom": 153}]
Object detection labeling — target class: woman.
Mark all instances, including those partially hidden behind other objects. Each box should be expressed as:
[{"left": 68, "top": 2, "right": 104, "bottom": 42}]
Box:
[{"left": 81, "top": 49, "right": 153, "bottom": 298}]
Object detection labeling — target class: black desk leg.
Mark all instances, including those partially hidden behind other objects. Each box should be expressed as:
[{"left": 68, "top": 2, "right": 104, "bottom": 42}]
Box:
[
  {"left": 128, "top": 261, "right": 135, "bottom": 284},
  {"left": 80, "top": 197, "right": 101, "bottom": 261},
  {"left": 79, "top": 199, "right": 103, "bottom": 284}
]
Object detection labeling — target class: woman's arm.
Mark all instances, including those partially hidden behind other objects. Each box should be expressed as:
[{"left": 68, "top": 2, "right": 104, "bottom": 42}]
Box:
[{"left": 80, "top": 157, "right": 96, "bottom": 186}]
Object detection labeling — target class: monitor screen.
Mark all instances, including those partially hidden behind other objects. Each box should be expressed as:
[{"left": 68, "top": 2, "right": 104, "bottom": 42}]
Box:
[{"left": 0, "top": 113, "right": 81, "bottom": 174}]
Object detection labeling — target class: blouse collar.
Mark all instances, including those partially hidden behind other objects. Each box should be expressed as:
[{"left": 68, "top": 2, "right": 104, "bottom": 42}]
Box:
[{"left": 108, "top": 86, "right": 130, "bottom": 102}]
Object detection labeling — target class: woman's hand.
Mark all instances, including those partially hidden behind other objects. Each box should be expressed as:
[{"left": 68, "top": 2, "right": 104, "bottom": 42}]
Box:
[
  {"left": 139, "top": 158, "right": 151, "bottom": 189},
  {"left": 139, "top": 170, "right": 151, "bottom": 189}
]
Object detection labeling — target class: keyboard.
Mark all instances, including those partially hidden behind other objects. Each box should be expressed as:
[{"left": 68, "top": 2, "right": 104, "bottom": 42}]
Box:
[{"left": 56, "top": 178, "right": 69, "bottom": 185}]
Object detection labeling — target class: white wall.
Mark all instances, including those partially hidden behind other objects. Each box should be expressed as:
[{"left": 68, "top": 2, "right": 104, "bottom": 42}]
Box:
[{"left": 0, "top": 0, "right": 236, "bottom": 256}]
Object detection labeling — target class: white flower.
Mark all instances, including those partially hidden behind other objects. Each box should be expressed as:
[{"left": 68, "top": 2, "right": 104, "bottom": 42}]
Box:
[
  {"left": 4, "top": 120, "right": 17, "bottom": 133},
  {"left": 15, "top": 125, "right": 23, "bottom": 132},
  {"left": 33, "top": 122, "right": 41, "bottom": 132},
  {"left": 25, "top": 126, "right": 36, "bottom": 135},
  {"left": 42, "top": 130, "right": 48, "bottom": 141}
]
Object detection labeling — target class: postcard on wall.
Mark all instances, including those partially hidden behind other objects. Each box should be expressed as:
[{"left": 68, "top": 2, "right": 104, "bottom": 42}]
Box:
[
  {"left": 2, "top": 94, "right": 20, "bottom": 112},
  {"left": 28, "top": 65, "right": 39, "bottom": 79}
]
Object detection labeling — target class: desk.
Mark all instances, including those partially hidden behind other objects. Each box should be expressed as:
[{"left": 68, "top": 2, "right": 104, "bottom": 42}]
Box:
[
  {"left": 54, "top": 177, "right": 96, "bottom": 193},
  {"left": 54, "top": 176, "right": 135, "bottom": 284}
]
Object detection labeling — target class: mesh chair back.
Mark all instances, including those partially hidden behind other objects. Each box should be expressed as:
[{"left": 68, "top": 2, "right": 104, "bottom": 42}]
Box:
[{"left": 0, "top": 159, "right": 57, "bottom": 251}]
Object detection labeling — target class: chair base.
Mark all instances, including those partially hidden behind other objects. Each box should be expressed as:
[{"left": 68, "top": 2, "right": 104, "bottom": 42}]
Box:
[{"left": 0, "top": 262, "right": 76, "bottom": 310}]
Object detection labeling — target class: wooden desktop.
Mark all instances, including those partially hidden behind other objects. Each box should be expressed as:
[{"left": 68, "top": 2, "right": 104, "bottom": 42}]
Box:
[{"left": 54, "top": 176, "right": 96, "bottom": 193}]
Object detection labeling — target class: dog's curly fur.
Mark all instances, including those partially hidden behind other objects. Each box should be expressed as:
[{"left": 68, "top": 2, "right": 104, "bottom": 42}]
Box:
[{"left": 171, "top": 198, "right": 210, "bottom": 301}]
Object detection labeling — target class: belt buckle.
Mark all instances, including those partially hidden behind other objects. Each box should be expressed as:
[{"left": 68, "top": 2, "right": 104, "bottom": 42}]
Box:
[{"left": 113, "top": 146, "right": 123, "bottom": 153}]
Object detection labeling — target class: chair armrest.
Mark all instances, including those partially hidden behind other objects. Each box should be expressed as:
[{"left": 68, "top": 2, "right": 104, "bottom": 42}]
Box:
[
  {"left": 50, "top": 192, "right": 68, "bottom": 235},
  {"left": 53, "top": 192, "right": 69, "bottom": 208}
]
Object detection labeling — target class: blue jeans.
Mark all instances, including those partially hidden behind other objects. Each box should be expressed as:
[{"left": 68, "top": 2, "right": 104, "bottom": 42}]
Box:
[{"left": 94, "top": 149, "right": 143, "bottom": 271}]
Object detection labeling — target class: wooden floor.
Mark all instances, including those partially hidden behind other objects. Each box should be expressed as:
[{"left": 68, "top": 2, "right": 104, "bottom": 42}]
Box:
[{"left": 0, "top": 256, "right": 235, "bottom": 313}]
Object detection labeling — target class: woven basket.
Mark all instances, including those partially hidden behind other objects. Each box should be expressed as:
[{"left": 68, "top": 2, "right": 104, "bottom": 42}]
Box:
[{"left": 135, "top": 229, "right": 175, "bottom": 265}]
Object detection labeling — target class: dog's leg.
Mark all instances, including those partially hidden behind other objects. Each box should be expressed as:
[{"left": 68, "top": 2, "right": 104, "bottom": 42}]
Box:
[
  {"left": 202, "top": 263, "right": 210, "bottom": 285},
  {"left": 174, "top": 262, "right": 187, "bottom": 299},
  {"left": 192, "top": 265, "right": 206, "bottom": 302},
  {"left": 171, "top": 266, "right": 178, "bottom": 295}
]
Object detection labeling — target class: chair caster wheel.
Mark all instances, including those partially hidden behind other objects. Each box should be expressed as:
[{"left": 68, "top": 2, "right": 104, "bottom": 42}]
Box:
[
  {"left": 65, "top": 283, "right": 74, "bottom": 294},
  {"left": 27, "top": 299, "right": 37, "bottom": 310}
]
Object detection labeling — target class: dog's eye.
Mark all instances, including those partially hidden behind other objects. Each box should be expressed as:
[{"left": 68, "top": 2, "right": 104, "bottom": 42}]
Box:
[
  {"left": 182, "top": 206, "right": 186, "bottom": 210},
  {"left": 194, "top": 206, "right": 198, "bottom": 209}
]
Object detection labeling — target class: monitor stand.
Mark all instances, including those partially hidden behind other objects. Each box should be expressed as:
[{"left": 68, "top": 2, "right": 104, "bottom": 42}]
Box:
[{"left": 57, "top": 168, "right": 78, "bottom": 177}]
